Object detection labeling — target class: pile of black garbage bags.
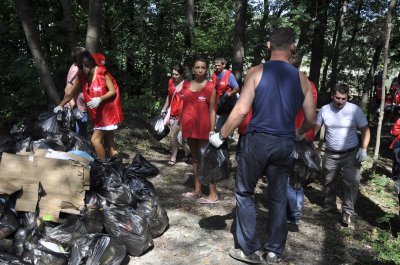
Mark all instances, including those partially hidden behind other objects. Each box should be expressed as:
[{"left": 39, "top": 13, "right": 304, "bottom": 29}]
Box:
[{"left": 0, "top": 111, "right": 169, "bottom": 264}]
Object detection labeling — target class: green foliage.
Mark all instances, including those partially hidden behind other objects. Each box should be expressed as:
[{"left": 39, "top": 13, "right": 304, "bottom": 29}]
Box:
[{"left": 370, "top": 227, "right": 400, "bottom": 264}]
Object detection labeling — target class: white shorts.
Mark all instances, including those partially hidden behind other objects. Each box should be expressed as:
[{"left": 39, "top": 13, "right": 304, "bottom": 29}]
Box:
[{"left": 94, "top": 124, "right": 118, "bottom": 131}]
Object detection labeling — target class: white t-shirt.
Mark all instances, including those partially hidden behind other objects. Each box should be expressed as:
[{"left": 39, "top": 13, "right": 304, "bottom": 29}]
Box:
[{"left": 316, "top": 102, "right": 368, "bottom": 151}]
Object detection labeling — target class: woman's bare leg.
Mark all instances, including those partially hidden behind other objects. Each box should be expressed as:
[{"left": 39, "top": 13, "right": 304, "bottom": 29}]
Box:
[{"left": 91, "top": 130, "right": 106, "bottom": 160}]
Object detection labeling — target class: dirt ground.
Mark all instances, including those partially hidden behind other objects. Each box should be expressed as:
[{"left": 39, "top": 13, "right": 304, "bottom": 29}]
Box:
[{"left": 116, "top": 115, "right": 397, "bottom": 265}]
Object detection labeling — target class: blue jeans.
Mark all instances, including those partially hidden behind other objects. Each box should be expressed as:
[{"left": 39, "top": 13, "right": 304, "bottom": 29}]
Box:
[
  {"left": 235, "top": 132, "right": 294, "bottom": 257},
  {"left": 75, "top": 112, "right": 88, "bottom": 139},
  {"left": 287, "top": 184, "right": 304, "bottom": 224}
]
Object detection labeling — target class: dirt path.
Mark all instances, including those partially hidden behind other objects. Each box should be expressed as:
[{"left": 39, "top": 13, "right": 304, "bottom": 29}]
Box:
[{"left": 117, "top": 116, "right": 393, "bottom": 265}]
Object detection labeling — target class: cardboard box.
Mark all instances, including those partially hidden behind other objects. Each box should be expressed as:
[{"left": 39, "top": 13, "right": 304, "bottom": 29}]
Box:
[{"left": 0, "top": 152, "right": 90, "bottom": 222}]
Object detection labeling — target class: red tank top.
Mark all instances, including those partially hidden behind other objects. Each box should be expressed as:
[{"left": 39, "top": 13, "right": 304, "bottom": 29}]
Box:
[
  {"left": 212, "top": 70, "right": 232, "bottom": 97},
  {"left": 81, "top": 66, "right": 124, "bottom": 128},
  {"left": 294, "top": 81, "right": 317, "bottom": 141},
  {"left": 168, "top": 78, "right": 184, "bottom": 116},
  {"left": 181, "top": 81, "right": 215, "bottom": 140}
]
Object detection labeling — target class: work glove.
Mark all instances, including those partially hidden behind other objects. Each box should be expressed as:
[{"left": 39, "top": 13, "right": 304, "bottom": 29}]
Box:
[
  {"left": 295, "top": 128, "right": 305, "bottom": 141},
  {"left": 209, "top": 131, "right": 224, "bottom": 148},
  {"left": 356, "top": 148, "right": 367, "bottom": 162},
  {"left": 73, "top": 108, "right": 83, "bottom": 120},
  {"left": 87, "top": 97, "right": 102, "bottom": 109},
  {"left": 53, "top": 106, "right": 63, "bottom": 113}
]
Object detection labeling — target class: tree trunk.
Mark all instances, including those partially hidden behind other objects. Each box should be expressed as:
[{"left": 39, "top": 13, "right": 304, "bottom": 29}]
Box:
[
  {"left": 320, "top": 0, "right": 342, "bottom": 91},
  {"left": 86, "top": 0, "right": 103, "bottom": 53},
  {"left": 232, "top": 0, "right": 247, "bottom": 88},
  {"left": 15, "top": 0, "right": 60, "bottom": 106},
  {"left": 289, "top": 1, "right": 314, "bottom": 68},
  {"left": 184, "top": 0, "right": 194, "bottom": 48},
  {"left": 251, "top": 0, "right": 268, "bottom": 66},
  {"left": 372, "top": 0, "right": 397, "bottom": 170},
  {"left": 328, "top": 0, "right": 347, "bottom": 90},
  {"left": 309, "top": 0, "right": 330, "bottom": 89},
  {"left": 60, "top": 0, "right": 77, "bottom": 51},
  {"left": 360, "top": 34, "right": 384, "bottom": 112}
]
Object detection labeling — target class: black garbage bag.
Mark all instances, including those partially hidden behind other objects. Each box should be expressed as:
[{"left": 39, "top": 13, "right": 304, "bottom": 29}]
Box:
[
  {"left": 103, "top": 206, "right": 153, "bottom": 256},
  {"left": 69, "top": 234, "right": 127, "bottom": 265},
  {"left": 14, "top": 228, "right": 30, "bottom": 257},
  {"left": 128, "top": 177, "right": 156, "bottom": 198},
  {"left": 44, "top": 215, "right": 89, "bottom": 246},
  {"left": 32, "top": 112, "right": 62, "bottom": 137},
  {"left": 11, "top": 137, "right": 32, "bottom": 154},
  {"left": 124, "top": 154, "right": 159, "bottom": 179},
  {"left": 0, "top": 252, "right": 30, "bottom": 265},
  {"left": 217, "top": 92, "right": 237, "bottom": 115},
  {"left": 20, "top": 234, "right": 68, "bottom": 265},
  {"left": 291, "top": 139, "right": 322, "bottom": 187},
  {"left": 0, "top": 204, "right": 18, "bottom": 240},
  {"left": 148, "top": 115, "right": 170, "bottom": 141},
  {"left": 0, "top": 239, "right": 13, "bottom": 254},
  {"left": 197, "top": 142, "right": 231, "bottom": 185},
  {"left": 136, "top": 195, "right": 169, "bottom": 238},
  {"left": 30, "top": 137, "right": 65, "bottom": 152},
  {"left": 90, "top": 160, "right": 134, "bottom": 206},
  {"left": 60, "top": 129, "right": 95, "bottom": 156}
]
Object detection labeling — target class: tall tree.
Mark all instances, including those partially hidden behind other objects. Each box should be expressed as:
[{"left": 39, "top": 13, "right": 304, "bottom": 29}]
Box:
[
  {"left": 321, "top": 0, "right": 342, "bottom": 91},
  {"left": 232, "top": 0, "right": 247, "bottom": 87},
  {"left": 328, "top": 0, "right": 347, "bottom": 89},
  {"left": 373, "top": 0, "right": 397, "bottom": 169},
  {"left": 60, "top": 0, "right": 77, "bottom": 51},
  {"left": 360, "top": 34, "right": 384, "bottom": 112},
  {"left": 86, "top": 0, "right": 103, "bottom": 53},
  {"left": 15, "top": 0, "right": 60, "bottom": 105},
  {"left": 184, "top": 0, "right": 194, "bottom": 48},
  {"left": 251, "top": 0, "right": 268, "bottom": 66},
  {"left": 309, "top": 0, "right": 330, "bottom": 89}
]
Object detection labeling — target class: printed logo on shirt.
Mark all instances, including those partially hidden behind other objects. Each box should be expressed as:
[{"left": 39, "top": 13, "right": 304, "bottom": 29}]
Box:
[
  {"left": 198, "top": 96, "right": 206, "bottom": 102},
  {"left": 220, "top": 82, "right": 226, "bottom": 86},
  {"left": 93, "top": 86, "right": 102, "bottom": 92}
]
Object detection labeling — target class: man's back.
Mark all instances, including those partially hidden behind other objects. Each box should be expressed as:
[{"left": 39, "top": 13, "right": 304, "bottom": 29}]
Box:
[{"left": 247, "top": 61, "right": 304, "bottom": 137}]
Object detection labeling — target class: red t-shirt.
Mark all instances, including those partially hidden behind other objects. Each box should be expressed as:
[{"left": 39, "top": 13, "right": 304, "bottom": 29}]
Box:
[
  {"left": 81, "top": 66, "right": 124, "bottom": 128},
  {"left": 238, "top": 109, "right": 252, "bottom": 135},
  {"left": 168, "top": 78, "right": 184, "bottom": 116},
  {"left": 181, "top": 81, "right": 215, "bottom": 140},
  {"left": 294, "top": 80, "right": 318, "bottom": 141}
]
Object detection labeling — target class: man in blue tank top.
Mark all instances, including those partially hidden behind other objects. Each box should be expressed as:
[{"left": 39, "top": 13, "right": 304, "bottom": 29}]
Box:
[{"left": 209, "top": 28, "right": 316, "bottom": 263}]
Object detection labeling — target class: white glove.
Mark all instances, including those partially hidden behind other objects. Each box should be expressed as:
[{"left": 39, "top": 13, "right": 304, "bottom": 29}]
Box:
[
  {"left": 73, "top": 108, "right": 83, "bottom": 119},
  {"left": 53, "top": 106, "right": 63, "bottom": 113},
  {"left": 295, "top": 128, "right": 305, "bottom": 141},
  {"left": 356, "top": 148, "right": 367, "bottom": 162},
  {"left": 87, "top": 97, "right": 102, "bottom": 109},
  {"left": 209, "top": 131, "right": 224, "bottom": 148}
]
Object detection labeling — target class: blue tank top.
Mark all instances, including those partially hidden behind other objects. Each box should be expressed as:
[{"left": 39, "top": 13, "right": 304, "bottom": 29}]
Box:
[{"left": 247, "top": 61, "right": 304, "bottom": 138}]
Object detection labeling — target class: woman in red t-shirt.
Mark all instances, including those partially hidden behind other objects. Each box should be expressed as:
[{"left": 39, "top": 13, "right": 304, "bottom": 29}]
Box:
[
  {"left": 181, "top": 56, "right": 218, "bottom": 203},
  {"left": 160, "top": 64, "right": 190, "bottom": 165},
  {"left": 54, "top": 47, "right": 124, "bottom": 160}
]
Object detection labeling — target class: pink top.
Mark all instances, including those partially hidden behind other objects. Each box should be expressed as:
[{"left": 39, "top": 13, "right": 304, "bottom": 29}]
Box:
[{"left": 66, "top": 64, "right": 87, "bottom": 112}]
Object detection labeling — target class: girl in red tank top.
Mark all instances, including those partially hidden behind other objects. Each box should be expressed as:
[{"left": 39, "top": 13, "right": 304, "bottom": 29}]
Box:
[
  {"left": 160, "top": 64, "right": 190, "bottom": 165},
  {"left": 181, "top": 56, "right": 219, "bottom": 204},
  {"left": 55, "top": 47, "right": 123, "bottom": 160}
]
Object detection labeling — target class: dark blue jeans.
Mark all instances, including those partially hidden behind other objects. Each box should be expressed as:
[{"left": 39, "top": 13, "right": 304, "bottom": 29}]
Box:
[
  {"left": 75, "top": 112, "right": 88, "bottom": 139},
  {"left": 286, "top": 184, "right": 304, "bottom": 224},
  {"left": 235, "top": 132, "right": 295, "bottom": 257}
]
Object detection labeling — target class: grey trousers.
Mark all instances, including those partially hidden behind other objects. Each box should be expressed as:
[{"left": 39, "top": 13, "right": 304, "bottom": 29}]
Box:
[{"left": 323, "top": 149, "right": 361, "bottom": 215}]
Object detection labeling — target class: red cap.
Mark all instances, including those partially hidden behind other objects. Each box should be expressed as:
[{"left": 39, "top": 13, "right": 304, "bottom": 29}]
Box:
[{"left": 92, "top": 53, "right": 106, "bottom": 66}]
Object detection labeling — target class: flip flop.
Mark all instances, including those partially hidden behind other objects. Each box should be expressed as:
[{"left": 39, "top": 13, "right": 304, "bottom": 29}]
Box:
[
  {"left": 198, "top": 197, "right": 219, "bottom": 204},
  {"left": 168, "top": 160, "right": 176, "bottom": 165},
  {"left": 182, "top": 192, "right": 201, "bottom": 199}
]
